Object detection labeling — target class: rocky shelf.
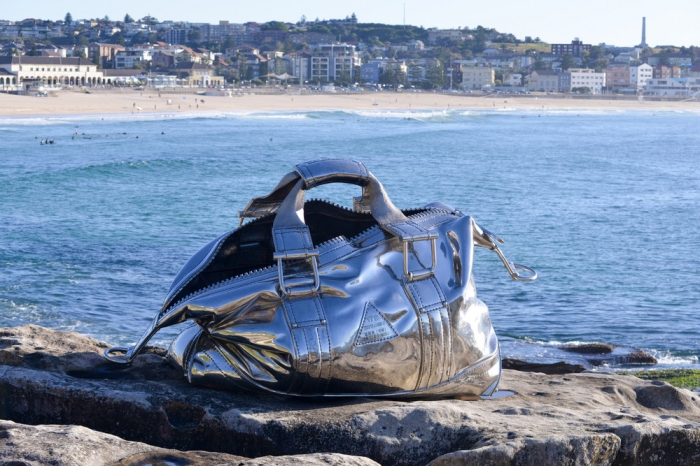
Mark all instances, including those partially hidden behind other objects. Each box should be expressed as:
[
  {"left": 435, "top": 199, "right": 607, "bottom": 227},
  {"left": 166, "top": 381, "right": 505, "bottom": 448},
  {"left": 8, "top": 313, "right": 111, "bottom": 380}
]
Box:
[{"left": 2, "top": 324, "right": 700, "bottom": 465}]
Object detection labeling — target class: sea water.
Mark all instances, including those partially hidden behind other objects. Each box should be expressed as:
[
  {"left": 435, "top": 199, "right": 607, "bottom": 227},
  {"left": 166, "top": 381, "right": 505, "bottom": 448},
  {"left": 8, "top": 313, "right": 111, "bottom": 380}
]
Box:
[{"left": 1, "top": 107, "right": 699, "bottom": 369}]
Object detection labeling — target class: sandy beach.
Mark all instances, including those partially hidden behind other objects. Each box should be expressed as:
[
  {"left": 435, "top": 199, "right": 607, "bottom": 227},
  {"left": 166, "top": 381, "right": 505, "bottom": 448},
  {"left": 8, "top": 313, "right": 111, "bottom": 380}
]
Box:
[{"left": 2, "top": 88, "right": 700, "bottom": 117}]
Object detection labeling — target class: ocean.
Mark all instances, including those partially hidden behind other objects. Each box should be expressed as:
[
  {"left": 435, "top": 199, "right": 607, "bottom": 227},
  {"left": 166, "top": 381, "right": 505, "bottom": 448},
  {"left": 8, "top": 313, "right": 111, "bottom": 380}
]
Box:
[{"left": 2, "top": 107, "right": 699, "bottom": 369}]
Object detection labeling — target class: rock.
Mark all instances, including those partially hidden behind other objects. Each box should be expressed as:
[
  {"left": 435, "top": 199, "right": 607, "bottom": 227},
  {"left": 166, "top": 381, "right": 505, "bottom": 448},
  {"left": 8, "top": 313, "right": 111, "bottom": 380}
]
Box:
[
  {"left": 561, "top": 343, "right": 617, "bottom": 354},
  {"left": 0, "top": 420, "right": 379, "bottom": 466},
  {"left": 2, "top": 325, "right": 700, "bottom": 465},
  {"left": 428, "top": 434, "right": 620, "bottom": 466},
  {"left": 502, "top": 358, "right": 586, "bottom": 374},
  {"left": 502, "top": 339, "right": 658, "bottom": 369}
]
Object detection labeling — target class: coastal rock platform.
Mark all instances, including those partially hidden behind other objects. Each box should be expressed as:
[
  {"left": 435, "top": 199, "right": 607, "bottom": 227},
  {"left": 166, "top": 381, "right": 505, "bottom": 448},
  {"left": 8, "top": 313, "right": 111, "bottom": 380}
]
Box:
[{"left": 2, "top": 324, "right": 700, "bottom": 465}]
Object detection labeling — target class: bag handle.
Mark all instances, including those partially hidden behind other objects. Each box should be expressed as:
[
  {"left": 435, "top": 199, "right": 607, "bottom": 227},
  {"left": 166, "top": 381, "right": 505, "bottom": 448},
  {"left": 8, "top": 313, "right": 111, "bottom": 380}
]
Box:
[
  {"left": 239, "top": 159, "right": 377, "bottom": 222},
  {"left": 272, "top": 160, "right": 437, "bottom": 297}
]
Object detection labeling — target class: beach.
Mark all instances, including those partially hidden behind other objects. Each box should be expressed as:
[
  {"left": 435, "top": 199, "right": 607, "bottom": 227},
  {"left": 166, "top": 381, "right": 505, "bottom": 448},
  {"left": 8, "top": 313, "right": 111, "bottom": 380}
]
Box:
[{"left": 2, "top": 88, "right": 700, "bottom": 117}]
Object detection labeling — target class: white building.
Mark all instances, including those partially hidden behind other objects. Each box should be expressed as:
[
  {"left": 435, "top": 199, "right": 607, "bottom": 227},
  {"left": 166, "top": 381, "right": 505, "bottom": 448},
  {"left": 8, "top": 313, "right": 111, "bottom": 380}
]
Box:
[
  {"left": 114, "top": 50, "right": 152, "bottom": 69},
  {"left": 645, "top": 77, "right": 700, "bottom": 98},
  {"left": 504, "top": 73, "right": 523, "bottom": 86},
  {"left": 0, "top": 56, "right": 107, "bottom": 88},
  {"left": 629, "top": 63, "right": 653, "bottom": 89},
  {"left": 567, "top": 68, "right": 606, "bottom": 94},
  {"left": 310, "top": 44, "right": 360, "bottom": 83},
  {"left": 461, "top": 67, "right": 495, "bottom": 90}
]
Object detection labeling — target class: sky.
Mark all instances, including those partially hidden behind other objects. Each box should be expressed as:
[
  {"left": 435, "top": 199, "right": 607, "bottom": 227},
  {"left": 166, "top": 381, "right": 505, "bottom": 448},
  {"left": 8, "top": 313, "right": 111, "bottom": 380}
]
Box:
[{"left": 3, "top": 0, "right": 699, "bottom": 48}]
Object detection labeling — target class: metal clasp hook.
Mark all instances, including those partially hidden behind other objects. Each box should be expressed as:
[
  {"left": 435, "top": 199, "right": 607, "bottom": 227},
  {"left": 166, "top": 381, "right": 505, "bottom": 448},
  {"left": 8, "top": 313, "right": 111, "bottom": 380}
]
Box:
[{"left": 474, "top": 223, "right": 537, "bottom": 282}]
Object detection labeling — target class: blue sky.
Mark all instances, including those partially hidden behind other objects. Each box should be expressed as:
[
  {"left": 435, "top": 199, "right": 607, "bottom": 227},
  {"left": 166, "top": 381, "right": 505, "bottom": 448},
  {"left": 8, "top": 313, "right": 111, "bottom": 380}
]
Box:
[{"left": 3, "top": 0, "right": 698, "bottom": 47}]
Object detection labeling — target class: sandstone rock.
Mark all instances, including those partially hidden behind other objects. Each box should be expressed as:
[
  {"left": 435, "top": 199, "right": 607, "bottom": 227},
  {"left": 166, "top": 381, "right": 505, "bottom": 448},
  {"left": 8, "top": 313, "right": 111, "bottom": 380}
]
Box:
[
  {"left": 2, "top": 325, "right": 700, "bottom": 465},
  {"left": 0, "top": 420, "right": 379, "bottom": 466},
  {"left": 502, "top": 358, "right": 586, "bottom": 374}
]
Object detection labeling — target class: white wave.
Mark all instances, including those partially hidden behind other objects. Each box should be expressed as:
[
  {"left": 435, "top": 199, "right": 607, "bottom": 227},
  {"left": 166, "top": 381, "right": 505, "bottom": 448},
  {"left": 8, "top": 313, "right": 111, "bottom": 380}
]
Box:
[
  {"left": 349, "top": 109, "right": 452, "bottom": 119},
  {"left": 647, "top": 350, "right": 699, "bottom": 366},
  {"left": 235, "top": 112, "right": 310, "bottom": 120}
]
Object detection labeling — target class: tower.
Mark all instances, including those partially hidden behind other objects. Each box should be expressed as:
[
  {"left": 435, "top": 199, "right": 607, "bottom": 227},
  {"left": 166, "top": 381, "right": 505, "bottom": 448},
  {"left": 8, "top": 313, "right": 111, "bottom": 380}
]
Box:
[{"left": 641, "top": 17, "right": 647, "bottom": 48}]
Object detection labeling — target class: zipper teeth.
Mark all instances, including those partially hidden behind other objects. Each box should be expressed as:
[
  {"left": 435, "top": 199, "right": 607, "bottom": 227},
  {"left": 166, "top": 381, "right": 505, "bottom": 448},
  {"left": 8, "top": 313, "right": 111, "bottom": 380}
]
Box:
[
  {"left": 162, "top": 205, "right": 453, "bottom": 316},
  {"left": 162, "top": 213, "right": 274, "bottom": 314}
]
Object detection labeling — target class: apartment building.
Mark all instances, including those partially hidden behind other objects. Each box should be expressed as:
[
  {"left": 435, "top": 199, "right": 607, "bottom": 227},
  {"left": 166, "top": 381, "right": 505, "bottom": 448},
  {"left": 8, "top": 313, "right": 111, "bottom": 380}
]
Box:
[
  {"left": 629, "top": 63, "right": 653, "bottom": 89},
  {"left": 88, "top": 43, "right": 125, "bottom": 68},
  {"left": 551, "top": 39, "right": 591, "bottom": 57},
  {"left": 114, "top": 49, "right": 151, "bottom": 69},
  {"left": 200, "top": 21, "right": 246, "bottom": 43},
  {"left": 565, "top": 68, "right": 605, "bottom": 93},
  {"left": 427, "top": 29, "right": 463, "bottom": 45},
  {"left": 310, "top": 44, "right": 360, "bottom": 83},
  {"left": 460, "top": 67, "right": 495, "bottom": 90},
  {"left": 604, "top": 67, "right": 630, "bottom": 90},
  {"left": 653, "top": 66, "right": 681, "bottom": 79}
]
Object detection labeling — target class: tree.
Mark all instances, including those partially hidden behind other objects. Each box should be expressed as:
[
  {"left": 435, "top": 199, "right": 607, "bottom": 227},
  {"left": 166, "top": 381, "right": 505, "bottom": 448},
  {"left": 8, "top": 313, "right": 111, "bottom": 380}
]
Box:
[
  {"left": 425, "top": 64, "right": 446, "bottom": 88},
  {"left": 132, "top": 31, "right": 146, "bottom": 44},
  {"left": 261, "top": 21, "right": 288, "bottom": 32},
  {"left": 113, "top": 32, "right": 125, "bottom": 46},
  {"left": 222, "top": 36, "right": 235, "bottom": 51},
  {"left": 29, "top": 45, "right": 38, "bottom": 56},
  {"left": 560, "top": 53, "right": 575, "bottom": 71},
  {"left": 533, "top": 59, "right": 547, "bottom": 70},
  {"left": 190, "top": 30, "right": 201, "bottom": 42},
  {"left": 92, "top": 50, "right": 101, "bottom": 67},
  {"left": 142, "top": 16, "right": 158, "bottom": 26},
  {"left": 65, "top": 12, "right": 73, "bottom": 24},
  {"left": 124, "top": 14, "right": 134, "bottom": 23},
  {"left": 103, "top": 15, "right": 110, "bottom": 22}
]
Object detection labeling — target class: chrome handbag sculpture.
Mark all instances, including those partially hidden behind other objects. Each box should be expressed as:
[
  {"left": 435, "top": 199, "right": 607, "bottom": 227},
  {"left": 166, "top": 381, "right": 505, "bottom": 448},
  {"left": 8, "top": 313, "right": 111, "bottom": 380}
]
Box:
[{"left": 105, "top": 159, "right": 536, "bottom": 398}]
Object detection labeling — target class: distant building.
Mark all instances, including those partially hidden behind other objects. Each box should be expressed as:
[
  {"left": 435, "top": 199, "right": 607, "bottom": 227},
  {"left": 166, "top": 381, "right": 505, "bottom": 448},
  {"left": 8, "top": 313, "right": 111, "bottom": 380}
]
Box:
[
  {"left": 310, "top": 44, "right": 360, "bottom": 83},
  {"left": 604, "top": 67, "right": 630, "bottom": 90},
  {"left": 427, "top": 29, "right": 463, "bottom": 45},
  {"left": 0, "top": 56, "right": 106, "bottom": 87},
  {"left": 647, "top": 56, "right": 692, "bottom": 67},
  {"left": 170, "top": 62, "right": 223, "bottom": 87},
  {"left": 88, "top": 43, "right": 125, "bottom": 68},
  {"left": 460, "top": 67, "right": 495, "bottom": 90},
  {"left": 166, "top": 28, "right": 191, "bottom": 45},
  {"left": 630, "top": 63, "right": 653, "bottom": 89},
  {"left": 551, "top": 39, "right": 591, "bottom": 57},
  {"left": 645, "top": 77, "right": 700, "bottom": 97},
  {"left": 688, "top": 63, "right": 700, "bottom": 78},
  {"left": 504, "top": 73, "right": 522, "bottom": 87},
  {"left": 114, "top": 50, "right": 151, "bottom": 69},
  {"left": 283, "top": 52, "right": 311, "bottom": 82},
  {"left": 527, "top": 70, "right": 560, "bottom": 92},
  {"left": 360, "top": 61, "right": 382, "bottom": 83},
  {"left": 563, "top": 68, "right": 606, "bottom": 94},
  {"left": 653, "top": 65, "right": 681, "bottom": 79},
  {"left": 200, "top": 21, "right": 246, "bottom": 43}
]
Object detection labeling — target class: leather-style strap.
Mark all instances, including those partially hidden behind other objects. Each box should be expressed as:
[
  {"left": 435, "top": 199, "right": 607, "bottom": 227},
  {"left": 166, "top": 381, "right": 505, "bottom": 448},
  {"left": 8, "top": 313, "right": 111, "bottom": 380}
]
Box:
[
  {"left": 240, "top": 159, "right": 372, "bottom": 220},
  {"left": 294, "top": 159, "right": 371, "bottom": 189}
]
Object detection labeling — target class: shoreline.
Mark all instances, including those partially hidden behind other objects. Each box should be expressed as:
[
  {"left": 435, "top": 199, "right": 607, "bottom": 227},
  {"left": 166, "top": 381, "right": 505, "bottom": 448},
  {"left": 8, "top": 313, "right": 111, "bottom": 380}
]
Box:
[{"left": 2, "top": 88, "right": 700, "bottom": 118}]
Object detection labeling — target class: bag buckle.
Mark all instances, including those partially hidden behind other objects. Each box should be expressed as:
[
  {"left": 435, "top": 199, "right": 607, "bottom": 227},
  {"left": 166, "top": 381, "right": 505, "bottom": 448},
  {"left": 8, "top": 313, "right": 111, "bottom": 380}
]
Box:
[
  {"left": 274, "top": 249, "right": 320, "bottom": 297},
  {"left": 403, "top": 234, "right": 438, "bottom": 282}
]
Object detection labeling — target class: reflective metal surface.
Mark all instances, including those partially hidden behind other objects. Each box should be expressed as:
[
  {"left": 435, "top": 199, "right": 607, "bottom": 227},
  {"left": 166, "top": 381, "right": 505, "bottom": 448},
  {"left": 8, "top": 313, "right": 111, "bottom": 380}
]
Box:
[{"left": 105, "top": 159, "right": 536, "bottom": 398}]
